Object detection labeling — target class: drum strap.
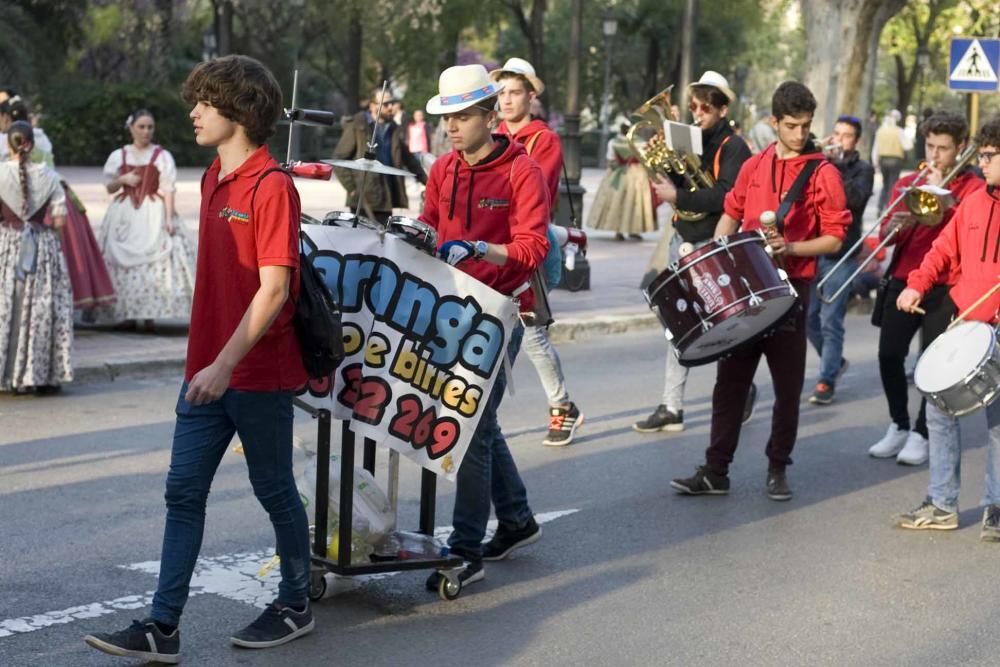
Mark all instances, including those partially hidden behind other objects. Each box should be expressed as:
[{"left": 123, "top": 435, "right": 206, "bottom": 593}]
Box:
[
  {"left": 774, "top": 159, "right": 820, "bottom": 234},
  {"left": 713, "top": 135, "right": 731, "bottom": 180}
]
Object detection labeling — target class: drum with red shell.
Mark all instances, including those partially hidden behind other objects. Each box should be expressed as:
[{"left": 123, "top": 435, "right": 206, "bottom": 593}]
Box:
[{"left": 643, "top": 231, "right": 798, "bottom": 366}]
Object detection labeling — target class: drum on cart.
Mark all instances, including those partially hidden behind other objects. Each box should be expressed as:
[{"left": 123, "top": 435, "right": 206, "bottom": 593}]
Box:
[
  {"left": 643, "top": 231, "right": 798, "bottom": 366},
  {"left": 386, "top": 216, "right": 438, "bottom": 256}
]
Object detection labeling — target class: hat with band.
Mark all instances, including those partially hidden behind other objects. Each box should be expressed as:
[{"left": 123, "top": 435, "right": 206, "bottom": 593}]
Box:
[{"left": 426, "top": 65, "right": 504, "bottom": 115}]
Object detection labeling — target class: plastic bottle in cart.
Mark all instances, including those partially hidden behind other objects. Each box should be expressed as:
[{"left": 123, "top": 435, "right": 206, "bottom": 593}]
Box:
[{"left": 378, "top": 531, "right": 449, "bottom": 560}]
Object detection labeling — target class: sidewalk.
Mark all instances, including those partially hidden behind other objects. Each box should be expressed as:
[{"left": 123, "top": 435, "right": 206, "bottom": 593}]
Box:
[{"left": 68, "top": 165, "right": 663, "bottom": 384}]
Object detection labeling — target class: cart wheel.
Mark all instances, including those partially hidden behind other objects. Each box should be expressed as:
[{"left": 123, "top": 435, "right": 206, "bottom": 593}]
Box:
[
  {"left": 438, "top": 574, "right": 462, "bottom": 601},
  {"left": 309, "top": 572, "right": 327, "bottom": 601}
]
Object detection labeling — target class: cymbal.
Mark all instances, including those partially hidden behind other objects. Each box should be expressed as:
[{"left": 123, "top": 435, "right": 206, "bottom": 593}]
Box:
[{"left": 322, "top": 158, "right": 413, "bottom": 178}]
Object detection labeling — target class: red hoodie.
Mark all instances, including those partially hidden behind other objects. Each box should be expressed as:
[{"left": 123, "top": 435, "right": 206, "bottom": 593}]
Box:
[
  {"left": 723, "top": 145, "right": 851, "bottom": 280},
  {"left": 906, "top": 186, "right": 1000, "bottom": 323},
  {"left": 880, "top": 169, "right": 984, "bottom": 282},
  {"left": 497, "top": 118, "right": 563, "bottom": 209},
  {"left": 420, "top": 135, "right": 550, "bottom": 311}
]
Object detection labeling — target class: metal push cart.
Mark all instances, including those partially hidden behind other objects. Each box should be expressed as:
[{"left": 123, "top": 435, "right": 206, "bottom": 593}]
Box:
[{"left": 293, "top": 398, "right": 468, "bottom": 601}]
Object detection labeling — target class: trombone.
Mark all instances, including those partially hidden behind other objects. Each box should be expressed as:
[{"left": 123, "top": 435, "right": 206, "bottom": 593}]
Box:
[{"left": 817, "top": 143, "right": 978, "bottom": 304}]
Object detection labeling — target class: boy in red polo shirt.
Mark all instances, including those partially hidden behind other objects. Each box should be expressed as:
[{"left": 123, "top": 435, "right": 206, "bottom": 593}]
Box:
[
  {"left": 670, "top": 81, "right": 851, "bottom": 501},
  {"left": 893, "top": 118, "right": 1000, "bottom": 539},
  {"left": 84, "top": 56, "right": 313, "bottom": 663}
]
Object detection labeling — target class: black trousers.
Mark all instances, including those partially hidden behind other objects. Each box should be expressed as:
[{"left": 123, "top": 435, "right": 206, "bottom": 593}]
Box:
[
  {"left": 877, "top": 279, "right": 954, "bottom": 437},
  {"left": 705, "top": 281, "right": 810, "bottom": 475}
]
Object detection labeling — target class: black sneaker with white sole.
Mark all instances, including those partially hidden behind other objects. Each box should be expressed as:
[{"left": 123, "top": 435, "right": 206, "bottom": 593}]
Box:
[
  {"left": 766, "top": 470, "right": 792, "bottom": 501},
  {"left": 482, "top": 518, "right": 543, "bottom": 561},
  {"left": 632, "top": 405, "right": 684, "bottom": 433},
  {"left": 670, "top": 466, "right": 730, "bottom": 495},
  {"left": 425, "top": 560, "right": 485, "bottom": 590},
  {"left": 230, "top": 601, "right": 314, "bottom": 649},
  {"left": 84, "top": 619, "right": 180, "bottom": 664},
  {"left": 543, "top": 402, "right": 584, "bottom": 446}
]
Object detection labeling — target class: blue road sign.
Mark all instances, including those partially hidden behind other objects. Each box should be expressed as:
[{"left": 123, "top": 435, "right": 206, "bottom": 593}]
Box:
[{"left": 949, "top": 38, "right": 1000, "bottom": 92}]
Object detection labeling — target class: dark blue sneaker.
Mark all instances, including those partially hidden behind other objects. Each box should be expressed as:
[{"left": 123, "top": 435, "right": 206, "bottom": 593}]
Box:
[
  {"left": 230, "top": 601, "right": 314, "bottom": 649},
  {"left": 84, "top": 619, "right": 179, "bottom": 663}
]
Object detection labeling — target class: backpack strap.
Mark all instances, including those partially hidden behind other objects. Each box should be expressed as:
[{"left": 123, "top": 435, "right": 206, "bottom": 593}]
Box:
[
  {"left": 524, "top": 130, "right": 544, "bottom": 155},
  {"left": 713, "top": 135, "right": 732, "bottom": 180},
  {"left": 251, "top": 166, "right": 292, "bottom": 214},
  {"left": 774, "top": 158, "right": 821, "bottom": 234}
]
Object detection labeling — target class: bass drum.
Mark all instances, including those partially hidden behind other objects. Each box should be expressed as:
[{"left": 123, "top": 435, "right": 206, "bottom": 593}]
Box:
[
  {"left": 915, "top": 321, "right": 1000, "bottom": 417},
  {"left": 643, "top": 231, "right": 798, "bottom": 366}
]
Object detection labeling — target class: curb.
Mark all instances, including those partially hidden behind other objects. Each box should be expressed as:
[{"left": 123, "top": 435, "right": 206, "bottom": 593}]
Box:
[{"left": 73, "top": 310, "right": 660, "bottom": 385}]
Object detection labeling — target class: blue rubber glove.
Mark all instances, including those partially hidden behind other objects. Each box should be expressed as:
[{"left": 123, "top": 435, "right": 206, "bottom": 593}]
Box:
[{"left": 438, "top": 240, "right": 476, "bottom": 266}]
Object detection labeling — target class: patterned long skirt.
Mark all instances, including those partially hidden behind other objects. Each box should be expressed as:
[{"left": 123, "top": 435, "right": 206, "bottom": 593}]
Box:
[{"left": 0, "top": 225, "right": 74, "bottom": 390}]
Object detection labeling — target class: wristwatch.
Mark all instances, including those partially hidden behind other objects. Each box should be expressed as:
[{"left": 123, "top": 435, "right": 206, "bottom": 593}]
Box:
[{"left": 473, "top": 240, "right": 488, "bottom": 259}]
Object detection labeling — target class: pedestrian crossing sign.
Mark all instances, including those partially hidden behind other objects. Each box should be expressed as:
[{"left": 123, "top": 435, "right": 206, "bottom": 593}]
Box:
[{"left": 949, "top": 38, "right": 1000, "bottom": 92}]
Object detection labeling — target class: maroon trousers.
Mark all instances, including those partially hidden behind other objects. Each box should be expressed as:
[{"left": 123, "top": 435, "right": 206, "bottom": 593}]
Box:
[{"left": 705, "top": 280, "right": 810, "bottom": 476}]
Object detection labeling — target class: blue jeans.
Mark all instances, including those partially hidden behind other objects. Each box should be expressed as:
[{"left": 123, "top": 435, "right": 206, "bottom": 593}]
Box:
[
  {"left": 927, "top": 400, "right": 1000, "bottom": 512},
  {"left": 151, "top": 383, "right": 310, "bottom": 626},
  {"left": 806, "top": 256, "right": 853, "bottom": 384},
  {"left": 522, "top": 324, "right": 569, "bottom": 407},
  {"left": 448, "top": 326, "right": 532, "bottom": 563}
]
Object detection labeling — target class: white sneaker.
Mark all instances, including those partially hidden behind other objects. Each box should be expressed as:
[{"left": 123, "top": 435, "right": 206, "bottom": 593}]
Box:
[
  {"left": 897, "top": 431, "right": 929, "bottom": 466},
  {"left": 868, "top": 424, "right": 908, "bottom": 458}
]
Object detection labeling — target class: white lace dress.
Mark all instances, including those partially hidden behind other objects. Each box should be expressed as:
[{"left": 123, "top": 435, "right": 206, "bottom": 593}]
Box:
[
  {"left": 0, "top": 161, "right": 74, "bottom": 390},
  {"left": 98, "top": 145, "right": 195, "bottom": 321}
]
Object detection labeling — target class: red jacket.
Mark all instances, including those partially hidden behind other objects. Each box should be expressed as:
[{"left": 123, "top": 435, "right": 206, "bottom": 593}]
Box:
[
  {"left": 420, "top": 135, "right": 550, "bottom": 311},
  {"left": 723, "top": 145, "right": 850, "bottom": 280},
  {"left": 497, "top": 119, "right": 563, "bottom": 210},
  {"left": 881, "top": 169, "right": 984, "bottom": 282},
  {"left": 907, "top": 186, "right": 1000, "bottom": 323}
]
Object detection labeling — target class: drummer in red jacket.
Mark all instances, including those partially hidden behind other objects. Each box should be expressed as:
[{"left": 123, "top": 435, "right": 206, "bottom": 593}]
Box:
[
  {"left": 419, "top": 64, "right": 550, "bottom": 589},
  {"left": 894, "top": 117, "right": 1000, "bottom": 540},
  {"left": 670, "top": 81, "right": 851, "bottom": 501}
]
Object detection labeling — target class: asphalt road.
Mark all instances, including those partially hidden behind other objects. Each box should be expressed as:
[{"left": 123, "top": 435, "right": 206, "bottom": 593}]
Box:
[{"left": 2, "top": 316, "right": 997, "bottom": 667}]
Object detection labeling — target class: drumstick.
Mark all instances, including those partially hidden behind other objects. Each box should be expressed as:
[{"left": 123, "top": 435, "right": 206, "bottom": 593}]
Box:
[
  {"left": 947, "top": 279, "right": 1000, "bottom": 331},
  {"left": 759, "top": 211, "right": 786, "bottom": 270},
  {"left": 911, "top": 306, "right": 926, "bottom": 315}
]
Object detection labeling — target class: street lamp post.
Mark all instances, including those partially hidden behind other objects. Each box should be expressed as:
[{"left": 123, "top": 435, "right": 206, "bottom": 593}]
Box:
[
  {"left": 597, "top": 10, "right": 618, "bottom": 169},
  {"left": 555, "top": 0, "right": 590, "bottom": 291}
]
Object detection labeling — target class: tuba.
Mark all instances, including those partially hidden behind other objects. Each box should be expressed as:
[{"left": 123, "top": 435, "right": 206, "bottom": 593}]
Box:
[
  {"left": 625, "top": 85, "right": 716, "bottom": 222},
  {"left": 904, "top": 142, "right": 979, "bottom": 227}
]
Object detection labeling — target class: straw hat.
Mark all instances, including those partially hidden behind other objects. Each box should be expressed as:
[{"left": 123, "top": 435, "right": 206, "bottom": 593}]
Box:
[
  {"left": 426, "top": 65, "right": 504, "bottom": 115},
  {"left": 488, "top": 57, "right": 546, "bottom": 96},
  {"left": 688, "top": 70, "right": 737, "bottom": 103}
]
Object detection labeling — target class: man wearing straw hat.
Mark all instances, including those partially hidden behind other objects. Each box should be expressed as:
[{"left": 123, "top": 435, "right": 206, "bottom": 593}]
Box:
[
  {"left": 420, "top": 64, "right": 550, "bottom": 589},
  {"left": 489, "top": 56, "right": 584, "bottom": 448}
]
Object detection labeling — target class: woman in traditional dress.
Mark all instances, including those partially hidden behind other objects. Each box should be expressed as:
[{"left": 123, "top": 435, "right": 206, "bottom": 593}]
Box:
[
  {"left": 0, "top": 121, "right": 74, "bottom": 394},
  {"left": 0, "top": 95, "right": 116, "bottom": 317},
  {"left": 98, "top": 109, "right": 195, "bottom": 328},
  {"left": 586, "top": 123, "right": 657, "bottom": 240}
]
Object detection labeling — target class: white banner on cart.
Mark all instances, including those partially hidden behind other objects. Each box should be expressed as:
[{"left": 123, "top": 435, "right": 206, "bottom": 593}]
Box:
[{"left": 297, "top": 224, "right": 517, "bottom": 481}]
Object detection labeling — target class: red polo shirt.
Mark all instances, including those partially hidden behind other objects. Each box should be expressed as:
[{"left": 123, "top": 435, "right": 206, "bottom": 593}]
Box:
[{"left": 186, "top": 146, "right": 308, "bottom": 391}]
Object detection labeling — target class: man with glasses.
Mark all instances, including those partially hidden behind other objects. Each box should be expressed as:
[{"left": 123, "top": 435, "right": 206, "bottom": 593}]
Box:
[
  {"left": 807, "top": 115, "right": 875, "bottom": 404},
  {"left": 867, "top": 113, "right": 984, "bottom": 466},
  {"left": 633, "top": 71, "right": 754, "bottom": 435},
  {"left": 893, "top": 118, "right": 1000, "bottom": 538}
]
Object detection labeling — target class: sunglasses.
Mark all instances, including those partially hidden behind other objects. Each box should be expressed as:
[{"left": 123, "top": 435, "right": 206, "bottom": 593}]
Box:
[
  {"left": 979, "top": 151, "right": 1000, "bottom": 163},
  {"left": 688, "top": 101, "right": 715, "bottom": 114}
]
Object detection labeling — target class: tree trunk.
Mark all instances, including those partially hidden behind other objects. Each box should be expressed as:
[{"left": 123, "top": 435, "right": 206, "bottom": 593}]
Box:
[
  {"left": 678, "top": 0, "right": 697, "bottom": 96},
  {"left": 345, "top": 5, "right": 362, "bottom": 112},
  {"left": 800, "top": 0, "right": 906, "bottom": 134},
  {"left": 214, "top": 0, "right": 233, "bottom": 56},
  {"left": 529, "top": 0, "right": 546, "bottom": 85},
  {"left": 643, "top": 36, "right": 660, "bottom": 102}
]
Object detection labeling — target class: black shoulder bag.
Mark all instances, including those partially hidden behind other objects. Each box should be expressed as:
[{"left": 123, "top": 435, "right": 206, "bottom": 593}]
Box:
[{"left": 252, "top": 168, "right": 344, "bottom": 377}]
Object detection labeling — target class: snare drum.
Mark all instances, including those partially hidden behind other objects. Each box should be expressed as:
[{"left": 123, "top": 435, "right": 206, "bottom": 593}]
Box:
[
  {"left": 915, "top": 321, "right": 1000, "bottom": 417},
  {"left": 386, "top": 216, "right": 437, "bottom": 255},
  {"left": 643, "top": 231, "right": 798, "bottom": 366},
  {"left": 320, "top": 211, "right": 380, "bottom": 231}
]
